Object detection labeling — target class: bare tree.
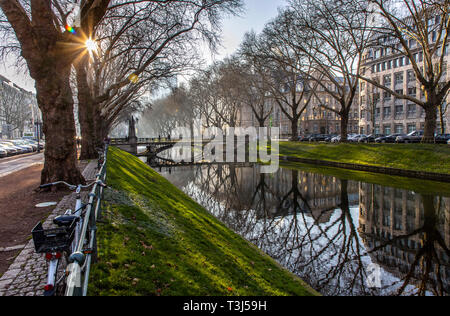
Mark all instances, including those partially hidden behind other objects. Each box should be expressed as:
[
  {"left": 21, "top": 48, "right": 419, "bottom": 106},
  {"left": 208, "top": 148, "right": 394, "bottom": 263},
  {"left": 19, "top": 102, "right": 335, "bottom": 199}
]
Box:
[
  {"left": 189, "top": 58, "right": 246, "bottom": 130},
  {"left": 238, "top": 61, "right": 274, "bottom": 127},
  {"left": 0, "top": 0, "right": 111, "bottom": 184},
  {"left": 75, "top": 0, "right": 243, "bottom": 159},
  {"left": 240, "top": 24, "right": 321, "bottom": 141},
  {"left": 362, "top": 88, "right": 381, "bottom": 135},
  {"left": 285, "top": 0, "right": 372, "bottom": 141},
  {"left": 439, "top": 96, "right": 449, "bottom": 134},
  {"left": 358, "top": 0, "right": 450, "bottom": 142}
]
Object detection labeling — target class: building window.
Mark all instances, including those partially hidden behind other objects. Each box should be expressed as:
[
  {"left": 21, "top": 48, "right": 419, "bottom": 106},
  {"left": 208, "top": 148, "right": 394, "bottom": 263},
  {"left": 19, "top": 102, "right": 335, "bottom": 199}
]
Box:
[
  {"left": 375, "top": 125, "right": 380, "bottom": 135},
  {"left": 407, "top": 104, "right": 417, "bottom": 118},
  {"left": 395, "top": 124, "right": 404, "bottom": 134},
  {"left": 395, "top": 72, "right": 404, "bottom": 85},
  {"left": 384, "top": 125, "right": 392, "bottom": 135},
  {"left": 383, "top": 106, "right": 392, "bottom": 118},
  {"left": 383, "top": 74, "right": 391, "bottom": 86},
  {"left": 395, "top": 105, "right": 404, "bottom": 117},
  {"left": 407, "top": 124, "right": 416, "bottom": 133},
  {"left": 407, "top": 70, "right": 415, "bottom": 83},
  {"left": 408, "top": 87, "right": 416, "bottom": 96}
]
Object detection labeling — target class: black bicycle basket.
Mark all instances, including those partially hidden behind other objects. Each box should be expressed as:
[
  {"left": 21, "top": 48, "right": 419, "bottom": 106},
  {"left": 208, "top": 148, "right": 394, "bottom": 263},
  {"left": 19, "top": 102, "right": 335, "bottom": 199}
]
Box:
[{"left": 31, "top": 219, "right": 77, "bottom": 253}]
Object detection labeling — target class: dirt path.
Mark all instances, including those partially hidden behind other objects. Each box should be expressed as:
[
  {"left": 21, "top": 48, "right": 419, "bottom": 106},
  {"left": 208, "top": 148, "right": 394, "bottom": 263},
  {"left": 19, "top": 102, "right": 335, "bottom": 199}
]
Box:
[{"left": 0, "top": 165, "right": 70, "bottom": 276}]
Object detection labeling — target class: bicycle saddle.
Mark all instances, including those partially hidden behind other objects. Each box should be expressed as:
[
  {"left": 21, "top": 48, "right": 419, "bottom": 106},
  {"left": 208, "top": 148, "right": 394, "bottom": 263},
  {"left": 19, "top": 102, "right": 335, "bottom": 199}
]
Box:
[{"left": 53, "top": 215, "right": 79, "bottom": 227}]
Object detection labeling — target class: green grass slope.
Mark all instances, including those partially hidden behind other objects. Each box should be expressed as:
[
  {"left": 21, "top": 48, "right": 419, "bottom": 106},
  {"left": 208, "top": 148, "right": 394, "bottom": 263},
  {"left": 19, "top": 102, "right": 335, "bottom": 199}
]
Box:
[
  {"left": 278, "top": 142, "right": 450, "bottom": 175},
  {"left": 88, "top": 147, "right": 318, "bottom": 296}
]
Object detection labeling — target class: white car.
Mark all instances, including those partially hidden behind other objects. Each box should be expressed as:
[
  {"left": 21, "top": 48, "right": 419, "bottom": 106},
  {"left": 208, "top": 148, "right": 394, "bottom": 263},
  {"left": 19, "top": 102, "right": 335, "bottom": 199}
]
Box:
[{"left": 331, "top": 135, "right": 341, "bottom": 143}]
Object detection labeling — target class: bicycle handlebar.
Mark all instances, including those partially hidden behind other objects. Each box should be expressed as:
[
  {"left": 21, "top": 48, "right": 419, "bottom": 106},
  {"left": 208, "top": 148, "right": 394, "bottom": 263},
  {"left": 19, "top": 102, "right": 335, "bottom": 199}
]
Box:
[{"left": 39, "top": 180, "right": 106, "bottom": 190}]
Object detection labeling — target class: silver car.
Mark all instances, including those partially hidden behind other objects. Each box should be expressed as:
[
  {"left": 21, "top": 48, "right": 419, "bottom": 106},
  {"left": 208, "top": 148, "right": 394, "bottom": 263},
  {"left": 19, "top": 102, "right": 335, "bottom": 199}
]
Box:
[
  {"left": 11, "top": 140, "right": 35, "bottom": 152},
  {"left": 0, "top": 143, "right": 19, "bottom": 155}
]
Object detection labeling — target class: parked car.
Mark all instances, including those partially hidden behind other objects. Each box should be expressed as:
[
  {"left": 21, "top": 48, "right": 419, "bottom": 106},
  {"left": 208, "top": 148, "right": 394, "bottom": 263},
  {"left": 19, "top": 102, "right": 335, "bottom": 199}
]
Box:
[
  {"left": 358, "top": 134, "right": 383, "bottom": 143},
  {"left": 22, "top": 138, "right": 44, "bottom": 150},
  {"left": 0, "top": 143, "right": 19, "bottom": 155},
  {"left": 298, "top": 135, "right": 310, "bottom": 142},
  {"left": 396, "top": 131, "right": 424, "bottom": 143},
  {"left": 348, "top": 134, "right": 366, "bottom": 142},
  {"left": 331, "top": 135, "right": 341, "bottom": 143},
  {"left": 324, "top": 134, "right": 338, "bottom": 142},
  {"left": 435, "top": 134, "right": 450, "bottom": 144},
  {"left": 0, "top": 147, "right": 7, "bottom": 158},
  {"left": 309, "top": 134, "right": 328, "bottom": 142},
  {"left": 1, "top": 141, "right": 24, "bottom": 154},
  {"left": 20, "top": 140, "right": 38, "bottom": 151},
  {"left": 10, "top": 140, "right": 34, "bottom": 152},
  {"left": 375, "top": 134, "right": 405, "bottom": 143}
]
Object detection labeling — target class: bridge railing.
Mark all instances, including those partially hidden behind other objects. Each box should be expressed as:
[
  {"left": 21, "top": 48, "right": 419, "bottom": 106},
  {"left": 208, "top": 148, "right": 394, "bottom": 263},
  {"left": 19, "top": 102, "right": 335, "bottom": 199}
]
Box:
[{"left": 110, "top": 137, "right": 214, "bottom": 144}]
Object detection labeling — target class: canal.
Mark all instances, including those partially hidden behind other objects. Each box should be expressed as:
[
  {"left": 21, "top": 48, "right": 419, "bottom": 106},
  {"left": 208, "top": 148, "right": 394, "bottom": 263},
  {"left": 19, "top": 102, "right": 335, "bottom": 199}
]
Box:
[{"left": 155, "top": 162, "right": 450, "bottom": 296}]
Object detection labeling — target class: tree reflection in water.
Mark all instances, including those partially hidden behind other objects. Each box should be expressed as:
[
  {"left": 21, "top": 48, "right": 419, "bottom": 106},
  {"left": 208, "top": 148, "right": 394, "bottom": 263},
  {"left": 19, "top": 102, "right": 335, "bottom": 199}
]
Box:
[{"left": 159, "top": 165, "right": 450, "bottom": 296}]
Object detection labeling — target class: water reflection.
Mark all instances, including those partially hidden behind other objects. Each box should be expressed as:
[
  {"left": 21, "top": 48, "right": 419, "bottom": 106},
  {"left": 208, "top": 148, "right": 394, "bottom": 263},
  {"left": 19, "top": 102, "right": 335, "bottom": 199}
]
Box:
[{"left": 159, "top": 165, "right": 450, "bottom": 296}]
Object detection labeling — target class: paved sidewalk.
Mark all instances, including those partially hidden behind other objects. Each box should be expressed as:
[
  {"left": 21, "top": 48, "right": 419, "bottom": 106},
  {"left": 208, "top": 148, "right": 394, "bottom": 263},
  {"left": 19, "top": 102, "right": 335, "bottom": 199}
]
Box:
[{"left": 0, "top": 161, "right": 98, "bottom": 296}]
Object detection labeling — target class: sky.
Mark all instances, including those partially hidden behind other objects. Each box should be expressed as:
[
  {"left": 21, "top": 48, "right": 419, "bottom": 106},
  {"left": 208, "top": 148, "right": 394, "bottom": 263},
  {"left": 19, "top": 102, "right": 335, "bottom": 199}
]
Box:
[
  {"left": 0, "top": 0, "right": 287, "bottom": 93},
  {"left": 209, "top": 0, "right": 287, "bottom": 62}
]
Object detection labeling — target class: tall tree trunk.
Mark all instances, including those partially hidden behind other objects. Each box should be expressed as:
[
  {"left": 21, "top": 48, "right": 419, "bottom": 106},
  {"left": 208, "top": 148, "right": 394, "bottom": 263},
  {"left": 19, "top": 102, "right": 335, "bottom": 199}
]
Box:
[
  {"left": 423, "top": 105, "right": 437, "bottom": 143},
  {"left": 37, "top": 65, "right": 85, "bottom": 185},
  {"left": 439, "top": 103, "right": 446, "bottom": 134},
  {"left": 340, "top": 112, "right": 349, "bottom": 142},
  {"left": 76, "top": 58, "right": 100, "bottom": 160},
  {"left": 291, "top": 117, "right": 299, "bottom": 141}
]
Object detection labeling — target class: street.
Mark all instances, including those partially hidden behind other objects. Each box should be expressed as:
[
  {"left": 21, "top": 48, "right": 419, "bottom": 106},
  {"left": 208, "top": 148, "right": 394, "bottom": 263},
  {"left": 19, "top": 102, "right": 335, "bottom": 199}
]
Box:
[{"left": 0, "top": 153, "right": 44, "bottom": 178}]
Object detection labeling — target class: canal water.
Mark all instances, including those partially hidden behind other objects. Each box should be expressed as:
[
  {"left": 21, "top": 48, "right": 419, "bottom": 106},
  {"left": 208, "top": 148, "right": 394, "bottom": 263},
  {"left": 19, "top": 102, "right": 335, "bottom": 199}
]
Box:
[{"left": 156, "top": 163, "right": 450, "bottom": 296}]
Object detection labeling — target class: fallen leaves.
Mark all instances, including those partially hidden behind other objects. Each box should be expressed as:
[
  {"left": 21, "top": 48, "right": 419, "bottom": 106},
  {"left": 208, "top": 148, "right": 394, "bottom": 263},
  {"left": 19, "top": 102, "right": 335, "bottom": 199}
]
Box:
[{"left": 140, "top": 241, "right": 153, "bottom": 250}]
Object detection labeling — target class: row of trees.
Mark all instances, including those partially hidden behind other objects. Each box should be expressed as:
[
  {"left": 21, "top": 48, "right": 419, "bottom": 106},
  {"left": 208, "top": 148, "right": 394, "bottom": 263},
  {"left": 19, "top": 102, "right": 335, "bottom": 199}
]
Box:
[
  {"left": 154, "top": 0, "right": 449, "bottom": 143},
  {"left": 0, "top": 0, "right": 243, "bottom": 184}
]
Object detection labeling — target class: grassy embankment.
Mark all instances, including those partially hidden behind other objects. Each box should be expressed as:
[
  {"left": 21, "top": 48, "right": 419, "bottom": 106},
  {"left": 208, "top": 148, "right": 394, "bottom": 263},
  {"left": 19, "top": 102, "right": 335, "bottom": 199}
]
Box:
[
  {"left": 277, "top": 142, "right": 450, "bottom": 175},
  {"left": 88, "top": 146, "right": 318, "bottom": 296}
]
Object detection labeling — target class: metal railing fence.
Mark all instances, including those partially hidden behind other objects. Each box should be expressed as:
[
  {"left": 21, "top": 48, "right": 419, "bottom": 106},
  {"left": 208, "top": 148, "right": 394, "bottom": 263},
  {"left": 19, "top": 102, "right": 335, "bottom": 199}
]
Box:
[{"left": 65, "top": 145, "right": 108, "bottom": 296}]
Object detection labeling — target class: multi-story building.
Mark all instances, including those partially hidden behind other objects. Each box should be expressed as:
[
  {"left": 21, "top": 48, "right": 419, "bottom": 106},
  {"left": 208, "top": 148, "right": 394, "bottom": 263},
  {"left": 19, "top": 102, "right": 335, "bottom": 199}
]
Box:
[
  {"left": 359, "top": 15, "right": 450, "bottom": 135},
  {"left": 0, "top": 74, "right": 39, "bottom": 139},
  {"left": 239, "top": 76, "right": 359, "bottom": 137}
]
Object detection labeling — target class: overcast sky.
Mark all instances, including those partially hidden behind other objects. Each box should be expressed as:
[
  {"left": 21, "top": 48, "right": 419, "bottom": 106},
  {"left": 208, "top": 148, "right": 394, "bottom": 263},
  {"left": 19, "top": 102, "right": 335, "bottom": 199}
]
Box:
[{"left": 0, "top": 0, "right": 287, "bottom": 93}]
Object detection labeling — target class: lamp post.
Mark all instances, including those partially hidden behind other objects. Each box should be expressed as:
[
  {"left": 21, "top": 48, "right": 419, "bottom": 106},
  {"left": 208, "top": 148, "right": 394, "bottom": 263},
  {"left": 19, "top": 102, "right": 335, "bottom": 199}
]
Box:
[{"left": 35, "top": 119, "right": 42, "bottom": 153}]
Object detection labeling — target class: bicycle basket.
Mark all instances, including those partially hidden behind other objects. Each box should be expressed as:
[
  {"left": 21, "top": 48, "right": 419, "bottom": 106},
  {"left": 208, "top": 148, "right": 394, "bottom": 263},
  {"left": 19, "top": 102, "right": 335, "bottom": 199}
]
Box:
[{"left": 31, "top": 219, "right": 77, "bottom": 253}]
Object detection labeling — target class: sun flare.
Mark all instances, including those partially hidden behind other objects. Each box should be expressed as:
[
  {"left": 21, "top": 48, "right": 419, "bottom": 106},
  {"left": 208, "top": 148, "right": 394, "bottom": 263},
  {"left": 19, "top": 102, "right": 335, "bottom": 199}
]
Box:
[{"left": 85, "top": 38, "right": 97, "bottom": 53}]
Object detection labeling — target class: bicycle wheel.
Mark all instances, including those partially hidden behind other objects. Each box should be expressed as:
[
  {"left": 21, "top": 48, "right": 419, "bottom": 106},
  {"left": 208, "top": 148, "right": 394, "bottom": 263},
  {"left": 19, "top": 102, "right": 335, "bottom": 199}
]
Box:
[{"left": 54, "top": 253, "right": 69, "bottom": 296}]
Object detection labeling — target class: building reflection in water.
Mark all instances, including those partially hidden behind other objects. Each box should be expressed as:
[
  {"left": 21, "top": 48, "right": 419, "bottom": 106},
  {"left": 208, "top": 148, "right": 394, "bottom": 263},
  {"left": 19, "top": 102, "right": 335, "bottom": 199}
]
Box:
[
  {"left": 159, "top": 164, "right": 450, "bottom": 296},
  {"left": 359, "top": 183, "right": 450, "bottom": 295}
]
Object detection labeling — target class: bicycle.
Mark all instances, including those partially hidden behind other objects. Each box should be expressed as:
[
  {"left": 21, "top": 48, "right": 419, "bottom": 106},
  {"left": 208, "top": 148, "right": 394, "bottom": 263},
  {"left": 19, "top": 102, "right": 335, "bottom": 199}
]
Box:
[
  {"left": 31, "top": 180, "right": 107, "bottom": 296},
  {"left": 96, "top": 147, "right": 105, "bottom": 170}
]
